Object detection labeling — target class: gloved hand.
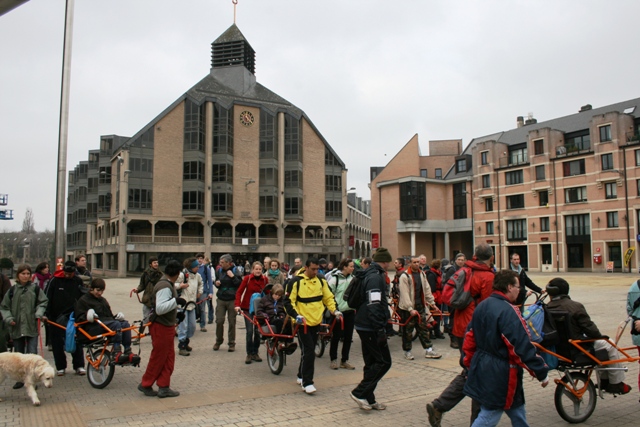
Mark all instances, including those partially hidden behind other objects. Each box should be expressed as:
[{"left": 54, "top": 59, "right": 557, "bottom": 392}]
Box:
[
  {"left": 176, "top": 311, "right": 186, "bottom": 324},
  {"left": 376, "top": 329, "right": 388, "bottom": 347},
  {"left": 296, "top": 315, "right": 305, "bottom": 324},
  {"left": 176, "top": 297, "right": 187, "bottom": 307},
  {"left": 87, "top": 309, "right": 98, "bottom": 322},
  {"left": 333, "top": 310, "right": 343, "bottom": 319},
  {"left": 115, "top": 312, "right": 125, "bottom": 321}
]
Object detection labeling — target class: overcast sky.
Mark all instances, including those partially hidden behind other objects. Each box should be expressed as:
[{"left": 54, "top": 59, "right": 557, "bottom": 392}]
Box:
[{"left": 2, "top": 0, "right": 639, "bottom": 232}]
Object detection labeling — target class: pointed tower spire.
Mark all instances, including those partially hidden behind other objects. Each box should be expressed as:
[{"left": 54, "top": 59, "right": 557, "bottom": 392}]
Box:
[{"left": 211, "top": 24, "right": 255, "bottom": 74}]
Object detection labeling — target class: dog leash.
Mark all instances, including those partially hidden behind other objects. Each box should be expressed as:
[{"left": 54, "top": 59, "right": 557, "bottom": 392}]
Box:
[{"left": 38, "top": 318, "right": 44, "bottom": 357}]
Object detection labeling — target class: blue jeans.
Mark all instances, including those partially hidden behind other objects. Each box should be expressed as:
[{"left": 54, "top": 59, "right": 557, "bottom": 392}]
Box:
[
  {"left": 178, "top": 309, "right": 196, "bottom": 345},
  {"left": 13, "top": 335, "right": 38, "bottom": 355},
  {"left": 198, "top": 294, "right": 213, "bottom": 328},
  {"left": 472, "top": 404, "right": 529, "bottom": 427},
  {"left": 243, "top": 311, "right": 260, "bottom": 355}
]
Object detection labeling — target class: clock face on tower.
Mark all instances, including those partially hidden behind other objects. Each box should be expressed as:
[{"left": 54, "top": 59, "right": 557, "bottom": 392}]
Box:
[{"left": 239, "top": 111, "right": 254, "bottom": 127}]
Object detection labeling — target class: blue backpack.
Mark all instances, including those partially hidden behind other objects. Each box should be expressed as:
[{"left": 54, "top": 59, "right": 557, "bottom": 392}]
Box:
[
  {"left": 249, "top": 292, "right": 263, "bottom": 315},
  {"left": 65, "top": 312, "right": 77, "bottom": 353},
  {"left": 522, "top": 300, "right": 558, "bottom": 346}
]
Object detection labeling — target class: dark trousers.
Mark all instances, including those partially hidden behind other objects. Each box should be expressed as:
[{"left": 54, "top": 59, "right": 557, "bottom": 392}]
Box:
[
  {"left": 243, "top": 311, "right": 260, "bottom": 355},
  {"left": 352, "top": 329, "right": 392, "bottom": 404},
  {"left": 141, "top": 323, "right": 175, "bottom": 389},
  {"left": 50, "top": 325, "right": 84, "bottom": 371},
  {"left": 432, "top": 335, "right": 480, "bottom": 425},
  {"left": 297, "top": 325, "right": 319, "bottom": 387},
  {"left": 329, "top": 310, "right": 355, "bottom": 362}
]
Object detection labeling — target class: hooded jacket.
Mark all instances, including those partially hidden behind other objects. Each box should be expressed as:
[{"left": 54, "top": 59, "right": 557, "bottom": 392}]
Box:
[
  {"left": 137, "top": 267, "right": 163, "bottom": 306},
  {"left": 451, "top": 259, "right": 494, "bottom": 338},
  {"left": 46, "top": 270, "right": 85, "bottom": 320},
  {"left": 328, "top": 270, "right": 354, "bottom": 312},
  {"left": 354, "top": 262, "right": 390, "bottom": 332},
  {"left": 546, "top": 294, "right": 601, "bottom": 339},
  {"left": 0, "top": 281, "right": 48, "bottom": 338},
  {"left": 284, "top": 273, "right": 336, "bottom": 327}
]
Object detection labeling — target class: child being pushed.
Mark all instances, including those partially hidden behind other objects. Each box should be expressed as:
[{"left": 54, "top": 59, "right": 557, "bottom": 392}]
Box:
[
  {"left": 75, "top": 278, "right": 134, "bottom": 363},
  {"left": 256, "top": 284, "right": 296, "bottom": 353}
]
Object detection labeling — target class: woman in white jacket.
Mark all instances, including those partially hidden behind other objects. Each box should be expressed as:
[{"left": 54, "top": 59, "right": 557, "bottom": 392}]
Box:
[{"left": 175, "top": 258, "right": 203, "bottom": 356}]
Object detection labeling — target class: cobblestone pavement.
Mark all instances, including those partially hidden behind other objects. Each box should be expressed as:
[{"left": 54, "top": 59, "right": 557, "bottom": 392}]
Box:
[{"left": 3, "top": 272, "right": 640, "bottom": 426}]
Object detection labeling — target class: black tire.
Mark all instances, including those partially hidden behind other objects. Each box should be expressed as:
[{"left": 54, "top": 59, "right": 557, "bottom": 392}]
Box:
[
  {"left": 87, "top": 349, "right": 115, "bottom": 389},
  {"left": 266, "top": 340, "right": 284, "bottom": 375},
  {"left": 315, "top": 337, "right": 326, "bottom": 358},
  {"left": 554, "top": 372, "right": 597, "bottom": 423}
]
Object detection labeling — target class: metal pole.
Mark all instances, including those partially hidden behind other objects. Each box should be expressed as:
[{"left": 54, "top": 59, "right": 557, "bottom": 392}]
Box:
[{"left": 54, "top": 0, "right": 75, "bottom": 261}]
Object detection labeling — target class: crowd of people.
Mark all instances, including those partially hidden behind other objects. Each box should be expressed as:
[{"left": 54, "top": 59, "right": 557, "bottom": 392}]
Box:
[{"left": 0, "top": 247, "right": 638, "bottom": 426}]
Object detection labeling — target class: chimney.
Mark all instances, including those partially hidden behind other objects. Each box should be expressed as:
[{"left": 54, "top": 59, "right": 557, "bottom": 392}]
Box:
[
  {"left": 516, "top": 116, "right": 524, "bottom": 128},
  {"left": 579, "top": 104, "right": 592, "bottom": 112}
]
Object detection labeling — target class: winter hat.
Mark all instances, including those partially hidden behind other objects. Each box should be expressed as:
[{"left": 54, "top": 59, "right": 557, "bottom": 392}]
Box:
[
  {"left": 63, "top": 261, "right": 76, "bottom": 273},
  {"left": 190, "top": 259, "right": 200, "bottom": 269},
  {"left": 441, "top": 258, "right": 451, "bottom": 268},
  {"left": 318, "top": 258, "right": 327, "bottom": 265},
  {"left": 372, "top": 247, "right": 392, "bottom": 263},
  {"left": 546, "top": 278, "right": 570, "bottom": 297}
]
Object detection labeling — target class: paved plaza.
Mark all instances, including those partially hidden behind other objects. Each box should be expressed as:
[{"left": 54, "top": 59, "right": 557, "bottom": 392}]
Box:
[{"left": 2, "top": 272, "right": 640, "bottom": 426}]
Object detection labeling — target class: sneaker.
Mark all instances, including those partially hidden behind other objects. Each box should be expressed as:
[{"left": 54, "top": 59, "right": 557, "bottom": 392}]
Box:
[
  {"left": 427, "top": 402, "right": 443, "bottom": 427},
  {"left": 200, "top": 327, "right": 207, "bottom": 332},
  {"left": 13, "top": 382, "right": 24, "bottom": 390},
  {"left": 207, "top": 320, "right": 213, "bottom": 324},
  {"left": 252, "top": 353, "right": 262, "bottom": 362},
  {"left": 371, "top": 402, "right": 387, "bottom": 410},
  {"left": 330, "top": 359, "right": 339, "bottom": 370},
  {"left": 303, "top": 384, "right": 316, "bottom": 394},
  {"left": 75, "top": 368, "right": 86, "bottom": 376},
  {"left": 178, "top": 349, "right": 190, "bottom": 356},
  {"left": 296, "top": 377, "right": 303, "bottom": 385},
  {"left": 228, "top": 344, "right": 235, "bottom": 352},
  {"left": 138, "top": 383, "right": 158, "bottom": 397},
  {"left": 404, "top": 351, "right": 414, "bottom": 360},
  {"left": 56, "top": 369, "right": 65, "bottom": 376},
  {"left": 425, "top": 349, "right": 442, "bottom": 359},
  {"left": 340, "top": 361, "right": 355, "bottom": 370},
  {"left": 245, "top": 355, "right": 252, "bottom": 364},
  {"left": 157, "top": 387, "right": 180, "bottom": 398},
  {"left": 350, "top": 392, "right": 372, "bottom": 410},
  {"left": 213, "top": 343, "right": 221, "bottom": 351},
  {"left": 606, "top": 382, "right": 632, "bottom": 395},
  {"left": 185, "top": 344, "right": 193, "bottom": 351}
]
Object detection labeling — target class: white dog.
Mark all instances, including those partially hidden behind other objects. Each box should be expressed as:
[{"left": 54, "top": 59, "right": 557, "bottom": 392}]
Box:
[{"left": 0, "top": 352, "right": 54, "bottom": 406}]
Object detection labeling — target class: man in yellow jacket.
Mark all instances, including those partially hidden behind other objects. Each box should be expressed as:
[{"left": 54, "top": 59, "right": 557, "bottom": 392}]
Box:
[{"left": 285, "top": 257, "right": 342, "bottom": 394}]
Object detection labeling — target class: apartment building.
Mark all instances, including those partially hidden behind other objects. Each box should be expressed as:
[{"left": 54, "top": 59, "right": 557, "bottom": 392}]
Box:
[{"left": 66, "top": 24, "right": 350, "bottom": 277}]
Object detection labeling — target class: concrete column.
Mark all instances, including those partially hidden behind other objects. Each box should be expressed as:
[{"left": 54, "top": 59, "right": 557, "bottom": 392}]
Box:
[
  {"left": 411, "top": 232, "right": 416, "bottom": 256},
  {"left": 444, "top": 231, "right": 450, "bottom": 259}
]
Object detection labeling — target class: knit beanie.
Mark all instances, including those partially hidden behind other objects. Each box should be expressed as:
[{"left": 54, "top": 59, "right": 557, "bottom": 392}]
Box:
[
  {"left": 441, "top": 258, "right": 450, "bottom": 268},
  {"left": 546, "top": 278, "right": 570, "bottom": 296},
  {"left": 372, "top": 247, "right": 392, "bottom": 263},
  {"left": 190, "top": 259, "right": 200, "bottom": 269}
]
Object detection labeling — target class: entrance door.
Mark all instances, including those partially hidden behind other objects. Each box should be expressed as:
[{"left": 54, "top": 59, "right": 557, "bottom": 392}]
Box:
[
  {"left": 567, "top": 244, "right": 584, "bottom": 268},
  {"left": 608, "top": 244, "right": 622, "bottom": 270}
]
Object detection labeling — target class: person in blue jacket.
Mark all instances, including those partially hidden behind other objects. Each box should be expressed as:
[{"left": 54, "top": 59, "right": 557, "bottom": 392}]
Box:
[{"left": 462, "top": 270, "right": 549, "bottom": 427}]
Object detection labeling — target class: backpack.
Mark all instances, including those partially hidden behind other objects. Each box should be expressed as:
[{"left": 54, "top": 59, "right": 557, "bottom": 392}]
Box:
[
  {"left": 441, "top": 267, "right": 475, "bottom": 310},
  {"left": 8, "top": 284, "right": 41, "bottom": 302},
  {"left": 343, "top": 274, "right": 364, "bottom": 310},
  {"left": 522, "top": 300, "right": 559, "bottom": 346},
  {"left": 249, "top": 292, "right": 263, "bottom": 315}
]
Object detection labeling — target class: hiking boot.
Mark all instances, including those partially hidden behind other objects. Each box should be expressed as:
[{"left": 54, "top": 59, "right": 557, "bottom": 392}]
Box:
[
  {"left": 404, "top": 351, "right": 414, "bottom": 360},
  {"left": 252, "top": 353, "right": 262, "bottom": 362},
  {"left": 606, "top": 382, "right": 632, "bottom": 395},
  {"left": 371, "top": 402, "right": 387, "bottom": 410},
  {"left": 213, "top": 343, "right": 221, "bottom": 351},
  {"left": 228, "top": 344, "right": 235, "bottom": 352},
  {"left": 340, "top": 361, "right": 355, "bottom": 370},
  {"left": 157, "top": 387, "right": 180, "bottom": 398},
  {"left": 178, "top": 349, "right": 190, "bottom": 356},
  {"left": 427, "top": 402, "right": 443, "bottom": 427},
  {"left": 185, "top": 344, "right": 193, "bottom": 351},
  {"left": 350, "top": 392, "right": 372, "bottom": 410},
  {"left": 245, "top": 355, "right": 252, "bottom": 364},
  {"left": 330, "top": 359, "right": 339, "bottom": 370},
  {"left": 208, "top": 320, "right": 213, "bottom": 324},
  {"left": 425, "top": 349, "right": 442, "bottom": 359},
  {"left": 138, "top": 383, "right": 158, "bottom": 397},
  {"left": 200, "top": 327, "right": 207, "bottom": 332},
  {"left": 450, "top": 337, "right": 459, "bottom": 349}
]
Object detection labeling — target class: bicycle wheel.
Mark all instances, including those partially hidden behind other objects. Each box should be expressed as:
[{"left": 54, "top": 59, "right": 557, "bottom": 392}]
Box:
[
  {"left": 266, "top": 340, "right": 284, "bottom": 375},
  {"left": 315, "top": 337, "right": 326, "bottom": 358},
  {"left": 554, "top": 372, "right": 597, "bottom": 423},
  {"left": 87, "top": 349, "right": 115, "bottom": 389}
]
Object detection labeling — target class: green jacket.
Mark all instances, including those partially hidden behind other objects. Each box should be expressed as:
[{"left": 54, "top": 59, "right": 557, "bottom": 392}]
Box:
[
  {"left": 328, "top": 272, "right": 354, "bottom": 312},
  {"left": 0, "top": 282, "right": 48, "bottom": 338}
]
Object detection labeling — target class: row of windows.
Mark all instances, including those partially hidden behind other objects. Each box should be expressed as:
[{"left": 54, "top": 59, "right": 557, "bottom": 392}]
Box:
[
  {"left": 419, "top": 168, "right": 443, "bottom": 179},
  {"left": 129, "top": 189, "right": 152, "bottom": 209},
  {"left": 485, "top": 211, "right": 619, "bottom": 241}
]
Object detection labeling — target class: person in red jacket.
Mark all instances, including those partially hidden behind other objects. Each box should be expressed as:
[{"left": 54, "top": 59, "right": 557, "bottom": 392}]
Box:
[
  {"left": 427, "top": 243, "right": 495, "bottom": 427},
  {"left": 235, "top": 261, "right": 269, "bottom": 364},
  {"left": 426, "top": 259, "right": 445, "bottom": 339}
]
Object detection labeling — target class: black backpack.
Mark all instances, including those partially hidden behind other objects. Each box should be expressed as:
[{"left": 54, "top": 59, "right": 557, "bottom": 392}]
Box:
[{"left": 343, "top": 275, "right": 364, "bottom": 310}]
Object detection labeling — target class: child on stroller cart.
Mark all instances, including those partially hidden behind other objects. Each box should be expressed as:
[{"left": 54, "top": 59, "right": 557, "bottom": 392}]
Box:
[{"left": 256, "top": 284, "right": 297, "bottom": 354}]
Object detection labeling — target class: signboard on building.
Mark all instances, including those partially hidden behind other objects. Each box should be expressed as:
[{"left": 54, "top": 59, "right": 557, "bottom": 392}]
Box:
[
  {"left": 372, "top": 233, "right": 379, "bottom": 249},
  {"left": 624, "top": 247, "right": 635, "bottom": 266}
]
